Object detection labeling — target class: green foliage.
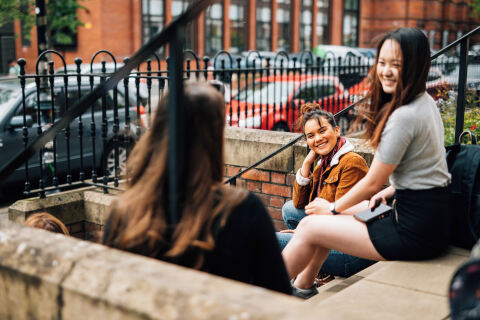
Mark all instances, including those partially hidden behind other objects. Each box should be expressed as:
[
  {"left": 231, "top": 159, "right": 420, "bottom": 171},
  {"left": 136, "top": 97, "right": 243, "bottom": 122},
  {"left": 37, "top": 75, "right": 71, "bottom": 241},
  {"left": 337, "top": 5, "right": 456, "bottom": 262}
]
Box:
[
  {"left": 0, "top": 0, "right": 86, "bottom": 46},
  {"left": 470, "top": 0, "right": 480, "bottom": 17},
  {"left": 436, "top": 89, "right": 480, "bottom": 145},
  {"left": 47, "top": 0, "right": 87, "bottom": 45},
  {"left": 0, "top": 0, "right": 35, "bottom": 34}
]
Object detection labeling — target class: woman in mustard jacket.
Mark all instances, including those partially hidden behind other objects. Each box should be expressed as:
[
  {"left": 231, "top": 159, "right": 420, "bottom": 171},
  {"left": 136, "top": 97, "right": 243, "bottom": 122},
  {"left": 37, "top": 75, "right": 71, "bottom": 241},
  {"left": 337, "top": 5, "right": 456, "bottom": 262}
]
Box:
[{"left": 277, "top": 103, "right": 373, "bottom": 298}]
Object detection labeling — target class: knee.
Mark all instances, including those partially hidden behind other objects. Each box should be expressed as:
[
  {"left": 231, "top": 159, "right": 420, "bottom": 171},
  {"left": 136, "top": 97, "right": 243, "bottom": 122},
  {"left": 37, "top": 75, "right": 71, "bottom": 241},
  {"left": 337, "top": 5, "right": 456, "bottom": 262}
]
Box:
[
  {"left": 295, "top": 215, "right": 317, "bottom": 236},
  {"left": 282, "top": 200, "right": 296, "bottom": 221}
]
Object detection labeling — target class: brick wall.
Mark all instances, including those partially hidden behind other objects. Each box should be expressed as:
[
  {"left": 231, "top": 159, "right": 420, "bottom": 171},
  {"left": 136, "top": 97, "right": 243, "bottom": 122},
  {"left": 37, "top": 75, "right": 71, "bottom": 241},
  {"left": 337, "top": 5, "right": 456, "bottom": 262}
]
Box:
[
  {"left": 225, "top": 165, "right": 296, "bottom": 231},
  {"left": 67, "top": 221, "right": 103, "bottom": 242}
]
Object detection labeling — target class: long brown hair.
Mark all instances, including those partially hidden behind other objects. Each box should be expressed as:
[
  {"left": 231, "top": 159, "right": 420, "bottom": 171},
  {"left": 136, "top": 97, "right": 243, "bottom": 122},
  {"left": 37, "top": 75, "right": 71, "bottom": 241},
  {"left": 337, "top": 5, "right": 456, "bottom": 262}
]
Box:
[
  {"left": 105, "top": 83, "right": 247, "bottom": 268},
  {"left": 361, "top": 27, "right": 431, "bottom": 148}
]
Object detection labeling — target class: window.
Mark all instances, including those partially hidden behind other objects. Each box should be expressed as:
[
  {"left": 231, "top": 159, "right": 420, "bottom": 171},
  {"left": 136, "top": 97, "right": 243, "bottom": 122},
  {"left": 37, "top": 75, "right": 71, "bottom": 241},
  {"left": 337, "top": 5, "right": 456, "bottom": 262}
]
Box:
[
  {"left": 142, "top": 0, "right": 164, "bottom": 54},
  {"left": 230, "top": 0, "right": 248, "bottom": 54},
  {"left": 277, "top": 0, "right": 291, "bottom": 52},
  {"left": 256, "top": 0, "right": 271, "bottom": 51},
  {"left": 300, "top": 0, "right": 313, "bottom": 51},
  {"left": 205, "top": 3, "right": 223, "bottom": 55},
  {"left": 316, "top": 0, "right": 329, "bottom": 45},
  {"left": 342, "top": 0, "right": 359, "bottom": 47},
  {"left": 20, "top": 3, "right": 31, "bottom": 47}
]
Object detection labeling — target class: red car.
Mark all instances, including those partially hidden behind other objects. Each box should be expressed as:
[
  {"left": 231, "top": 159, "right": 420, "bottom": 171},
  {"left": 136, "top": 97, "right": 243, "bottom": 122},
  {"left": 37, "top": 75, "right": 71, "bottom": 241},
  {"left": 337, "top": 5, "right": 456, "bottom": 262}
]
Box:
[{"left": 227, "top": 74, "right": 362, "bottom": 132}]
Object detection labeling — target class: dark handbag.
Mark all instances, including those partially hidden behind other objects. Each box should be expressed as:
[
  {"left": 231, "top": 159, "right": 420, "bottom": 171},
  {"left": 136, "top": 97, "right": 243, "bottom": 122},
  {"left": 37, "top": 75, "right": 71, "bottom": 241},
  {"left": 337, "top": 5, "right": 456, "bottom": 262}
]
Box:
[{"left": 446, "top": 131, "right": 480, "bottom": 249}]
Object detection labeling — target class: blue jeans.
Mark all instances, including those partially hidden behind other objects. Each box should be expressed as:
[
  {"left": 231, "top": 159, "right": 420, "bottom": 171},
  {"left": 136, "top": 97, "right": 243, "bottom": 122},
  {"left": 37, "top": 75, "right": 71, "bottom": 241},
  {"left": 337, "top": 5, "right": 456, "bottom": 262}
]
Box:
[{"left": 276, "top": 200, "right": 375, "bottom": 278}]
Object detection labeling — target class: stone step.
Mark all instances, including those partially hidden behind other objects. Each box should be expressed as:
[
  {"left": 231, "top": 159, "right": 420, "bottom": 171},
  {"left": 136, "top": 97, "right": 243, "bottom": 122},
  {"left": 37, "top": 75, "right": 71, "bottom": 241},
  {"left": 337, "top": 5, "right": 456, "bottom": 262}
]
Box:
[{"left": 306, "top": 247, "right": 470, "bottom": 320}]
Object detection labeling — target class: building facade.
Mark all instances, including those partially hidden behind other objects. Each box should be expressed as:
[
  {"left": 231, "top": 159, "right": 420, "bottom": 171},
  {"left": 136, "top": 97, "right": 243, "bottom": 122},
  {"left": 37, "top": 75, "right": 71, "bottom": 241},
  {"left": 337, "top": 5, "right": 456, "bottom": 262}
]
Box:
[{"left": 13, "top": 0, "right": 480, "bottom": 72}]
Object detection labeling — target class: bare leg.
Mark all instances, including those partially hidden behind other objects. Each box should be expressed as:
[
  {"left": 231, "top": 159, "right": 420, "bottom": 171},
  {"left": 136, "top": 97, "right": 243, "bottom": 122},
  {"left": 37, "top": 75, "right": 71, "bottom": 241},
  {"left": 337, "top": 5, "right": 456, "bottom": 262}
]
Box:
[
  {"left": 294, "top": 247, "right": 329, "bottom": 289},
  {"left": 282, "top": 214, "right": 385, "bottom": 285}
]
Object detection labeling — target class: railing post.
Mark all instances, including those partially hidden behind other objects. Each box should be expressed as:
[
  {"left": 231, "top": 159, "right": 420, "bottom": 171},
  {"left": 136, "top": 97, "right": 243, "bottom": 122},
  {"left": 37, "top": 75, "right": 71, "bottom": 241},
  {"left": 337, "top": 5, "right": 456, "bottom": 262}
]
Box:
[
  {"left": 455, "top": 38, "right": 469, "bottom": 144},
  {"left": 167, "top": 26, "right": 185, "bottom": 227}
]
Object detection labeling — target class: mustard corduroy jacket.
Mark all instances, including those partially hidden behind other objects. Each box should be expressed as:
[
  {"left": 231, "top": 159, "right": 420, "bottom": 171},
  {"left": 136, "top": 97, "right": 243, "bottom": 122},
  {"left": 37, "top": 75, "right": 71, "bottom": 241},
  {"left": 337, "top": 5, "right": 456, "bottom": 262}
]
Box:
[{"left": 293, "top": 151, "right": 369, "bottom": 209}]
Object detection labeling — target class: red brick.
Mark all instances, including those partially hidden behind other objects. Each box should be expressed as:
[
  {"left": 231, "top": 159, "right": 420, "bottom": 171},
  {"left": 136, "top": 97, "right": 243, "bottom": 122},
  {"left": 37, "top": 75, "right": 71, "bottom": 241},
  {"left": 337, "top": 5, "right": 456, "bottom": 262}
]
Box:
[
  {"left": 241, "top": 168, "right": 270, "bottom": 182},
  {"left": 68, "top": 222, "right": 84, "bottom": 233},
  {"left": 271, "top": 172, "right": 286, "bottom": 184},
  {"left": 71, "top": 232, "right": 84, "bottom": 240},
  {"left": 255, "top": 193, "right": 270, "bottom": 207},
  {"left": 247, "top": 181, "right": 262, "bottom": 192},
  {"left": 262, "top": 183, "right": 291, "bottom": 198},
  {"left": 236, "top": 178, "right": 247, "bottom": 189},
  {"left": 286, "top": 173, "right": 296, "bottom": 186},
  {"left": 85, "top": 222, "right": 102, "bottom": 232},
  {"left": 270, "top": 196, "right": 285, "bottom": 208},
  {"left": 268, "top": 207, "right": 283, "bottom": 220},
  {"left": 272, "top": 219, "right": 287, "bottom": 232},
  {"left": 86, "top": 231, "right": 102, "bottom": 243},
  {"left": 227, "top": 166, "right": 241, "bottom": 177}
]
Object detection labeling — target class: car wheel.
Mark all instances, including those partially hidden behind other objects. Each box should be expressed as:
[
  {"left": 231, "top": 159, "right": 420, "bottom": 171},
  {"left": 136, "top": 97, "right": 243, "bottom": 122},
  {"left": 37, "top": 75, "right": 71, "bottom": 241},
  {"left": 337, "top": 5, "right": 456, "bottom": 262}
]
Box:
[
  {"left": 337, "top": 116, "right": 350, "bottom": 134},
  {"left": 272, "top": 122, "right": 290, "bottom": 132},
  {"left": 104, "top": 141, "right": 131, "bottom": 177}
]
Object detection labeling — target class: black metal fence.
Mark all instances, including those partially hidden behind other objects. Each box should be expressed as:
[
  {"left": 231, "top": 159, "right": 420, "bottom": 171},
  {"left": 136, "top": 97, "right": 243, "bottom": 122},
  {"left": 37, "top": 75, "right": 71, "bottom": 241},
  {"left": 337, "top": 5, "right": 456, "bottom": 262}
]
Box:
[{"left": 1, "top": 29, "right": 479, "bottom": 198}]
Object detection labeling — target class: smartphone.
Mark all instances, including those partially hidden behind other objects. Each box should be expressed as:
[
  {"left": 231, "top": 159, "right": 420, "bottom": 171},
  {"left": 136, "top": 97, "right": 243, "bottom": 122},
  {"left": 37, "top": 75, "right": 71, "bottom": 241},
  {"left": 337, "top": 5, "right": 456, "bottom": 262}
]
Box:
[{"left": 354, "top": 203, "right": 392, "bottom": 223}]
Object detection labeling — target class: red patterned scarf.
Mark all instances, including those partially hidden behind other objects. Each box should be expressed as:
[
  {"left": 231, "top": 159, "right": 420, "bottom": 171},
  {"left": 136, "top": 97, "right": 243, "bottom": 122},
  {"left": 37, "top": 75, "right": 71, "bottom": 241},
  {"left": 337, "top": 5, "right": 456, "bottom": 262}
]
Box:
[{"left": 317, "top": 137, "right": 346, "bottom": 197}]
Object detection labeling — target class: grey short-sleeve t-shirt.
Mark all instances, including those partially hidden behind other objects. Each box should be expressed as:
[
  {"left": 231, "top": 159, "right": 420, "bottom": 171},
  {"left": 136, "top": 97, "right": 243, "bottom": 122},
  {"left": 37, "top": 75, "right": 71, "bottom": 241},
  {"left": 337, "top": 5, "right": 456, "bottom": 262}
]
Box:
[{"left": 376, "top": 92, "right": 451, "bottom": 190}]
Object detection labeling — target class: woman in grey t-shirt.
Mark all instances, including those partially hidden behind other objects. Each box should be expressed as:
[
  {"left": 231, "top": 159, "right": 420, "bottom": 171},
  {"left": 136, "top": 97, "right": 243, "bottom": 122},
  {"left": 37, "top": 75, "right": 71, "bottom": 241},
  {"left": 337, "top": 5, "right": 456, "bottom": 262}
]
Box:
[{"left": 281, "top": 27, "right": 452, "bottom": 297}]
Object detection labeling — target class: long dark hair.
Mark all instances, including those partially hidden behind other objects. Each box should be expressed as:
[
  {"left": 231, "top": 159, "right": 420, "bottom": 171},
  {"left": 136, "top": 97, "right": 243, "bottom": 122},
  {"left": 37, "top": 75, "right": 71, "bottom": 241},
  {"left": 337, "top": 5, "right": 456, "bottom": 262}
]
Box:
[
  {"left": 361, "top": 27, "right": 430, "bottom": 148},
  {"left": 105, "top": 83, "right": 247, "bottom": 268}
]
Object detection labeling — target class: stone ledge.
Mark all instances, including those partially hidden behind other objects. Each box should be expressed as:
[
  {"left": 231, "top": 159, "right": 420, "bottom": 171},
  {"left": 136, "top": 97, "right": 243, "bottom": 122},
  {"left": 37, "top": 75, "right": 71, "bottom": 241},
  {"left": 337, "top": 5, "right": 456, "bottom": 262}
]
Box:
[{"left": 0, "top": 219, "right": 319, "bottom": 320}]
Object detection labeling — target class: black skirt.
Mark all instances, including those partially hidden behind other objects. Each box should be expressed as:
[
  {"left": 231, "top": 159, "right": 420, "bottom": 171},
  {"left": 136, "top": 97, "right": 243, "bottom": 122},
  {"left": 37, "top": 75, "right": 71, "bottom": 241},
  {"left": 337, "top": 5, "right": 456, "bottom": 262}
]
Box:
[{"left": 367, "top": 187, "right": 452, "bottom": 261}]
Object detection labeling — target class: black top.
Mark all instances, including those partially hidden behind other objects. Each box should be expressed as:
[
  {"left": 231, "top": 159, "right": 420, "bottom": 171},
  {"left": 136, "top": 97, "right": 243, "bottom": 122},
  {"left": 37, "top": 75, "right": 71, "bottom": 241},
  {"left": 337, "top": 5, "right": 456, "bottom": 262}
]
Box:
[{"left": 103, "top": 192, "right": 292, "bottom": 295}]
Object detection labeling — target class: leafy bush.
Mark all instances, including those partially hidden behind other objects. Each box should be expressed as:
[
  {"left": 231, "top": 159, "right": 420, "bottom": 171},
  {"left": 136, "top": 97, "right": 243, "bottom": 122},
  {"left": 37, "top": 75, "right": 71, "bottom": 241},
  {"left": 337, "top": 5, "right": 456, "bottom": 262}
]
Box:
[{"left": 436, "top": 89, "right": 480, "bottom": 145}]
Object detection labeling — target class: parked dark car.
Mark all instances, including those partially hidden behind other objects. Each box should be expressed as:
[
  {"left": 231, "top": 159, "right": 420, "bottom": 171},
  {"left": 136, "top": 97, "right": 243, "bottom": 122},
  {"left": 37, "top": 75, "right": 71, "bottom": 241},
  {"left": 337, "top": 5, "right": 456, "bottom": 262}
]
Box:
[{"left": 0, "top": 79, "right": 146, "bottom": 196}]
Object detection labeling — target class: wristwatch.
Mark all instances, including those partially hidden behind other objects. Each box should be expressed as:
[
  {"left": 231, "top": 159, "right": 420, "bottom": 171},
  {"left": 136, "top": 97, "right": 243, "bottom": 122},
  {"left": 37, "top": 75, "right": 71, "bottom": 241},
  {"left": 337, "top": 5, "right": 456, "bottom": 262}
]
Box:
[{"left": 329, "top": 202, "right": 340, "bottom": 215}]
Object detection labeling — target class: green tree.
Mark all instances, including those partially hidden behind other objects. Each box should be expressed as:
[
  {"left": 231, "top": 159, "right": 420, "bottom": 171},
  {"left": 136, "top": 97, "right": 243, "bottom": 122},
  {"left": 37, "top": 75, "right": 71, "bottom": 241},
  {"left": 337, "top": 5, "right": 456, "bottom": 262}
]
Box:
[
  {"left": 0, "top": 0, "right": 87, "bottom": 47},
  {"left": 470, "top": 0, "right": 480, "bottom": 16}
]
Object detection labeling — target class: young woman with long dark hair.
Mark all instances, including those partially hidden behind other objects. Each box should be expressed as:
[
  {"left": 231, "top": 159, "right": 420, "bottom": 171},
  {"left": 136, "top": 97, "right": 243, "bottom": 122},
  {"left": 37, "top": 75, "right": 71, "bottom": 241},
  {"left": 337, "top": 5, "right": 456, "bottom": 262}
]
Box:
[
  {"left": 103, "top": 83, "right": 291, "bottom": 294},
  {"left": 281, "top": 27, "right": 452, "bottom": 297}
]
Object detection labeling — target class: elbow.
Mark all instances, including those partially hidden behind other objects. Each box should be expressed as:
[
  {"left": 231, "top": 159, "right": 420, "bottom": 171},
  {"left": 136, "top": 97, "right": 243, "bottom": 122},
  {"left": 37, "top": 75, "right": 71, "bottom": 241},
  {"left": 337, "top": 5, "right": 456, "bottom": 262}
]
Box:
[{"left": 362, "top": 175, "right": 386, "bottom": 195}]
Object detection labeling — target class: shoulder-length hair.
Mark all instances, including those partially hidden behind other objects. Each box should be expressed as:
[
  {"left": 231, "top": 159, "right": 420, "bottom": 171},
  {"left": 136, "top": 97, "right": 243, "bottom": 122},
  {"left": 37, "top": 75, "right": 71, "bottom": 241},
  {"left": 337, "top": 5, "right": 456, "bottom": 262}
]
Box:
[
  {"left": 104, "top": 83, "right": 247, "bottom": 268},
  {"left": 361, "top": 27, "right": 431, "bottom": 148}
]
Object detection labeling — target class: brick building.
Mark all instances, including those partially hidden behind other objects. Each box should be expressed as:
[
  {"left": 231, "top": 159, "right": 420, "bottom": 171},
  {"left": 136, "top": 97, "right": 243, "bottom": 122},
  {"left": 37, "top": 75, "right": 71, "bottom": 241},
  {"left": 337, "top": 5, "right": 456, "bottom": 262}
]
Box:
[{"left": 12, "top": 0, "right": 480, "bottom": 72}]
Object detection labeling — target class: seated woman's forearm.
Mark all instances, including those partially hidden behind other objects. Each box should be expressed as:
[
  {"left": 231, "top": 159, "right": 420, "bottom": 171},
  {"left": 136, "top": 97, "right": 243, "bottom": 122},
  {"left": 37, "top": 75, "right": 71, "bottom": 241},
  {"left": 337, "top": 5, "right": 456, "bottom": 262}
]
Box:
[{"left": 334, "top": 177, "right": 382, "bottom": 212}]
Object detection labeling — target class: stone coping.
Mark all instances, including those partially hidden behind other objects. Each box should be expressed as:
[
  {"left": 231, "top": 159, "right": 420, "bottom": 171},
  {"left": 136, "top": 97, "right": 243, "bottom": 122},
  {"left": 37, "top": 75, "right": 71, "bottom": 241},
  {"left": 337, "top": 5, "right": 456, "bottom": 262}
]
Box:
[
  {"left": 0, "top": 218, "right": 470, "bottom": 319},
  {"left": 0, "top": 219, "right": 315, "bottom": 320}
]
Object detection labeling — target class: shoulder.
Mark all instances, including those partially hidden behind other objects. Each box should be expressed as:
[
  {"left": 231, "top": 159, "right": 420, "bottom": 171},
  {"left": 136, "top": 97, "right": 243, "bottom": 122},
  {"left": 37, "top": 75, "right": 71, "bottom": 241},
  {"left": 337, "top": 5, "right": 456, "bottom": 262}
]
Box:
[
  {"left": 338, "top": 151, "right": 368, "bottom": 169},
  {"left": 392, "top": 93, "right": 432, "bottom": 122},
  {"left": 229, "top": 192, "right": 268, "bottom": 219}
]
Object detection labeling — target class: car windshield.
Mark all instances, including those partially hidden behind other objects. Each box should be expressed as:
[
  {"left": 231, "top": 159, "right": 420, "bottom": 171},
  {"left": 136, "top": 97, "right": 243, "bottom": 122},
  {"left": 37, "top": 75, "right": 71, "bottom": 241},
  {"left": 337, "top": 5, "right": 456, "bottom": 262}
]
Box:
[
  {"left": 235, "top": 81, "right": 296, "bottom": 103},
  {"left": 0, "top": 86, "right": 21, "bottom": 119}
]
